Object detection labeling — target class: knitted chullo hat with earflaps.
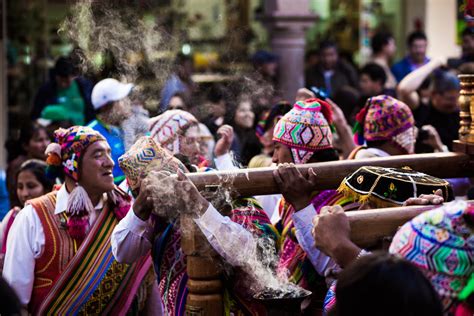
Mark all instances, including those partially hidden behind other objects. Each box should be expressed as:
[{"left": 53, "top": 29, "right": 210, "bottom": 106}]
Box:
[
  {"left": 273, "top": 98, "right": 334, "bottom": 164},
  {"left": 45, "top": 126, "right": 126, "bottom": 240},
  {"left": 390, "top": 201, "right": 474, "bottom": 314},
  {"left": 353, "top": 95, "right": 416, "bottom": 154}
]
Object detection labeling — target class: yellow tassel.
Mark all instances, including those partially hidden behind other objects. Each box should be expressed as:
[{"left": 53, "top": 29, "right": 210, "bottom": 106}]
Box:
[
  {"left": 336, "top": 181, "right": 349, "bottom": 194},
  {"left": 336, "top": 180, "right": 398, "bottom": 208},
  {"left": 358, "top": 194, "right": 371, "bottom": 204},
  {"left": 338, "top": 181, "right": 364, "bottom": 201}
]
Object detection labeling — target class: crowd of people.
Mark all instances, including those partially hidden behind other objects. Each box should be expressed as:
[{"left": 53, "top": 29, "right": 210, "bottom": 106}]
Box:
[{"left": 0, "top": 28, "right": 473, "bottom": 316}]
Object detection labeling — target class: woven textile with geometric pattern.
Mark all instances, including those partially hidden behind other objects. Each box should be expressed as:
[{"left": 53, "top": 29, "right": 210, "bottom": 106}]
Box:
[
  {"left": 353, "top": 95, "right": 415, "bottom": 154},
  {"left": 118, "top": 136, "right": 187, "bottom": 195},
  {"left": 390, "top": 200, "right": 474, "bottom": 313},
  {"left": 148, "top": 109, "right": 199, "bottom": 154},
  {"left": 273, "top": 98, "right": 333, "bottom": 164},
  {"left": 46, "top": 126, "right": 106, "bottom": 181}
]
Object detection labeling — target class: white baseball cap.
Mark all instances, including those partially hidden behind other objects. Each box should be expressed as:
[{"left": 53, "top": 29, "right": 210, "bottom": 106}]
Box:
[{"left": 91, "top": 78, "right": 134, "bottom": 110}]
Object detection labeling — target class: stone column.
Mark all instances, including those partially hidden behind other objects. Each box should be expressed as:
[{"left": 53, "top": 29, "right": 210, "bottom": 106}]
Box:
[
  {"left": 402, "top": 0, "right": 460, "bottom": 59},
  {"left": 259, "top": 0, "right": 316, "bottom": 102},
  {"left": 425, "top": 0, "right": 460, "bottom": 59}
]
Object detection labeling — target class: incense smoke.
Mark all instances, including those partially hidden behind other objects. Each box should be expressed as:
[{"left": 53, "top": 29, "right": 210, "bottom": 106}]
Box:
[
  {"left": 144, "top": 168, "right": 306, "bottom": 298},
  {"left": 59, "top": 1, "right": 179, "bottom": 146},
  {"left": 59, "top": 1, "right": 177, "bottom": 108}
]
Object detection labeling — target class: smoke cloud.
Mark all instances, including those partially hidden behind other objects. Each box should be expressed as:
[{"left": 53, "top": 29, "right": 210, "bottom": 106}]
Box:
[{"left": 59, "top": 1, "right": 177, "bottom": 109}]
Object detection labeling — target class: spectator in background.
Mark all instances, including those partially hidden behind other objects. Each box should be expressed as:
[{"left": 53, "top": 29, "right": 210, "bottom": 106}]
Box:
[
  {"left": 6, "top": 122, "right": 50, "bottom": 207},
  {"left": 342, "top": 63, "right": 388, "bottom": 125},
  {"left": 397, "top": 58, "right": 460, "bottom": 151},
  {"left": 305, "top": 40, "right": 358, "bottom": 98},
  {"left": 255, "top": 101, "right": 292, "bottom": 157},
  {"left": 197, "top": 124, "right": 216, "bottom": 164},
  {"left": 225, "top": 95, "right": 261, "bottom": 166},
  {"left": 202, "top": 85, "right": 229, "bottom": 136},
  {"left": 0, "top": 160, "right": 55, "bottom": 263},
  {"left": 251, "top": 50, "right": 279, "bottom": 88},
  {"left": 37, "top": 105, "right": 74, "bottom": 132},
  {"left": 161, "top": 91, "right": 214, "bottom": 162},
  {"left": 167, "top": 91, "right": 189, "bottom": 111},
  {"left": 359, "top": 63, "right": 387, "bottom": 99},
  {"left": 461, "top": 27, "right": 474, "bottom": 63},
  {"left": 332, "top": 86, "right": 361, "bottom": 124},
  {"left": 305, "top": 49, "right": 319, "bottom": 72},
  {"left": 160, "top": 53, "right": 196, "bottom": 112},
  {"left": 31, "top": 57, "right": 95, "bottom": 125},
  {"left": 249, "top": 50, "right": 281, "bottom": 113},
  {"left": 88, "top": 78, "right": 133, "bottom": 184},
  {"left": 419, "top": 71, "right": 460, "bottom": 152},
  {"left": 449, "top": 27, "right": 474, "bottom": 69},
  {"left": 370, "top": 31, "right": 397, "bottom": 91},
  {"left": 391, "top": 31, "right": 430, "bottom": 82}
]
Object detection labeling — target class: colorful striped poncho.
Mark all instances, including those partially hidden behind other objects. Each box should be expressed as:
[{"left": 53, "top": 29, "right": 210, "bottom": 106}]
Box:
[{"left": 275, "top": 190, "right": 358, "bottom": 310}]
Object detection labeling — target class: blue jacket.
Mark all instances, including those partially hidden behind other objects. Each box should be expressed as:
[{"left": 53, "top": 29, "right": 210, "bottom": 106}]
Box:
[
  {"left": 391, "top": 56, "right": 430, "bottom": 82},
  {"left": 0, "top": 170, "right": 9, "bottom": 220},
  {"left": 88, "top": 119, "right": 126, "bottom": 184}
]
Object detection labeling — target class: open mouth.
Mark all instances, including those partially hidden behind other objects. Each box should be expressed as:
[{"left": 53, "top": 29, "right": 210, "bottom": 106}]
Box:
[{"left": 102, "top": 171, "right": 113, "bottom": 177}]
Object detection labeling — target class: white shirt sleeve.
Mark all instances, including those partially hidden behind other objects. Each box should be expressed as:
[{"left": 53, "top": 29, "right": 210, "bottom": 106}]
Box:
[
  {"left": 111, "top": 208, "right": 155, "bottom": 264},
  {"left": 255, "top": 194, "right": 281, "bottom": 220},
  {"left": 270, "top": 200, "right": 281, "bottom": 225},
  {"left": 2, "top": 205, "right": 45, "bottom": 306},
  {"left": 194, "top": 204, "right": 257, "bottom": 267},
  {"left": 214, "top": 153, "right": 239, "bottom": 171},
  {"left": 292, "top": 204, "right": 338, "bottom": 276}
]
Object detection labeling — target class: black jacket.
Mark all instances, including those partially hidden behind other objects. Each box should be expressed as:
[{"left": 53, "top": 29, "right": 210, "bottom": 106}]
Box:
[{"left": 305, "top": 60, "right": 359, "bottom": 97}]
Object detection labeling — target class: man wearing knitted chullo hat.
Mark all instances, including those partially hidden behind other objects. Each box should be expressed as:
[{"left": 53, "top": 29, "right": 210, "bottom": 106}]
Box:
[
  {"left": 269, "top": 98, "right": 361, "bottom": 312},
  {"left": 350, "top": 94, "right": 417, "bottom": 159},
  {"left": 2, "top": 126, "right": 155, "bottom": 315}
]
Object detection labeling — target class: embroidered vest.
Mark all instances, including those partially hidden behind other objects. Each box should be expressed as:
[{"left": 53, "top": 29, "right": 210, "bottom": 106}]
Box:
[
  {"left": 28, "top": 189, "right": 152, "bottom": 315},
  {"left": 28, "top": 192, "right": 77, "bottom": 314}
]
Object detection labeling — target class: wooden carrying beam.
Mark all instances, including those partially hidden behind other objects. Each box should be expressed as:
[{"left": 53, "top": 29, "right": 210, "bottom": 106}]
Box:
[
  {"left": 347, "top": 201, "right": 473, "bottom": 248},
  {"left": 187, "top": 152, "right": 472, "bottom": 196}
]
